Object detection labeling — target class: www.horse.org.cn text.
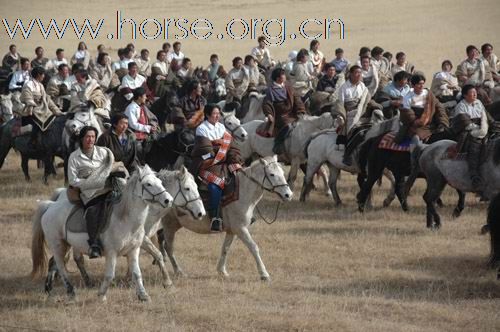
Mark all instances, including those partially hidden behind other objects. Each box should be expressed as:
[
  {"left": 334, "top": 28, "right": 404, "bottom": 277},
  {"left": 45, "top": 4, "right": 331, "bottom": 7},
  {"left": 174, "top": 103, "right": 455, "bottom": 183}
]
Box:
[{"left": 1, "top": 11, "right": 345, "bottom": 45}]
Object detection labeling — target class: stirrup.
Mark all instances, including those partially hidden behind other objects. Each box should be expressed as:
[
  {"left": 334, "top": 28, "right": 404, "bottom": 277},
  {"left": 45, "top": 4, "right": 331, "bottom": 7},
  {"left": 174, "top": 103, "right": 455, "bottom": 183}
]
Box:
[{"left": 210, "top": 217, "right": 223, "bottom": 233}]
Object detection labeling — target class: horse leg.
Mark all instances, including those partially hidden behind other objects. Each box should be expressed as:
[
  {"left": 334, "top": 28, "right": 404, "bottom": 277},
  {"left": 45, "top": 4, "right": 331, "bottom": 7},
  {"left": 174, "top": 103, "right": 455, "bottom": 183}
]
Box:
[
  {"left": 357, "top": 164, "right": 383, "bottom": 213},
  {"left": 318, "top": 165, "right": 332, "bottom": 197},
  {"left": 234, "top": 226, "right": 269, "bottom": 281},
  {"left": 382, "top": 169, "right": 397, "bottom": 208},
  {"left": 42, "top": 156, "right": 52, "bottom": 185},
  {"left": 97, "top": 252, "right": 117, "bottom": 302},
  {"left": 452, "top": 190, "right": 466, "bottom": 219},
  {"left": 395, "top": 174, "right": 409, "bottom": 212},
  {"left": 141, "top": 236, "right": 173, "bottom": 288},
  {"left": 21, "top": 154, "right": 30, "bottom": 182},
  {"left": 328, "top": 164, "right": 342, "bottom": 206},
  {"left": 73, "top": 252, "right": 94, "bottom": 288},
  {"left": 422, "top": 175, "right": 447, "bottom": 229},
  {"left": 127, "top": 247, "right": 150, "bottom": 302},
  {"left": 44, "top": 256, "right": 58, "bottom": 294},
  {"left": 48, "top": 242, "right": 75, "bottom": 299},
  {"left": 161, "top": 221, "right": 186, "bottom": 277},
  {"left": 299, "top": 159, "right": 321, "bottom": 202},
  {"left": 287, "top": 159, "right": 300, "bottom": 191},
  {"left": 216, "top": 233, "right": 235, "bottom": 278}
]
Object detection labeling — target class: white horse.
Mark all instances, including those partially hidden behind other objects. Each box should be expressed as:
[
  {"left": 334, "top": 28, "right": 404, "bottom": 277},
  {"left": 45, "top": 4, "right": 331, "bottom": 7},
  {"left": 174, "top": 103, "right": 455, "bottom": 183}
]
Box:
[
  {"left": 31, "top": 165, "right": 173, "bottom": 302},
  {"left": 299, "top": 129, "right": 396, "bottom": 206},
  {"left": 218, "top": 93, "right": 266, "bottom": 124},
  {"left": 139, "top": 167, "right": 205, "bottom": 287},
  {"left": 236, "top": 112, "right": 335, "bottom": 192},
  {"left": 159, "top": 155, "right": 293, "bottom": 281},
  {"left": 0, "top": 93, "right": 13, "bottom": 123},
  {"left": 52, "top": 166, "right": 206, "bottom": 289},
  {"left": 220, "top": 112, "right": 248, "bottom": 142}
]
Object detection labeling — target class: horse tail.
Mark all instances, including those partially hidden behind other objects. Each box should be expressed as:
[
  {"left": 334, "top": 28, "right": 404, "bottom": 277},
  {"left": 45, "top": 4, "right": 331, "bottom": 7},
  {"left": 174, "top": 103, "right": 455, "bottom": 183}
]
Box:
[
  {"left": 30, "top": 201, "right": 51, "bottom": 279},
  {"left": 488, "top": 193, "right": 500, "bottom": 269}
]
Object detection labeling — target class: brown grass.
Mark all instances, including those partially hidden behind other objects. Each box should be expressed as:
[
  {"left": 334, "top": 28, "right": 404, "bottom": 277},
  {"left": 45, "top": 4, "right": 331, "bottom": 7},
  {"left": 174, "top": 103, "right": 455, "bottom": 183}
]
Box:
[{"left": 0, "top": 151, "right": 499, "bottom": 332}]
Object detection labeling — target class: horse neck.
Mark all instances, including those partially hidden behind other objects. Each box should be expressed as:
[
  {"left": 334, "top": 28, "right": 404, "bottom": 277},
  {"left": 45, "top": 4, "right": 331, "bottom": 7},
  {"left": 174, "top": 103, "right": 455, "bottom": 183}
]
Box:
[
  {"left": 110, "top": 177, "right": 150, "bottom": 232},
  {"left": 238, "top": 163, "right": 267, "bottom": 205}
]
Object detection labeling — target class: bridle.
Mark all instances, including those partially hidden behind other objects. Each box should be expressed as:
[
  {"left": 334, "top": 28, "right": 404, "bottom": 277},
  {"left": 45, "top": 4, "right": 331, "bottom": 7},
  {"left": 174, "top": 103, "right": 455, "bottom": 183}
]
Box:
[
  {"left": 138, "top": 173, "right": 169, "bottom": 208},
  {"left": 172, "top": 177, "right": 201, "bottom": 212},
  {"left": 242, "top": 159, "right": 289, "bottom": 195},
  {"left": 221, "top": 115, "right": 245, "bottom": 142}
]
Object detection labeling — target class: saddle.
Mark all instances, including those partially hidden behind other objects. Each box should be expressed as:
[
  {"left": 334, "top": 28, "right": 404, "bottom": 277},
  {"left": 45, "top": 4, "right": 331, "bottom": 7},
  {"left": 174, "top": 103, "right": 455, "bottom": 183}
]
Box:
[
  {"left": 65, "top": 199, "right": 113, "bottom": 238},
  {"left": 199, "top": 171, "right": 239, "bottom": 209}
]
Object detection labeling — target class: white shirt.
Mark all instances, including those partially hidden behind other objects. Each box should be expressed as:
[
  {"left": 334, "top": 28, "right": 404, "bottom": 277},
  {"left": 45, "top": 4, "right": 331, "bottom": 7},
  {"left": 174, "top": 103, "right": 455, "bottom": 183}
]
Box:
[
  {"left": 453, "top": 99, "right": 485, "bottom": 119},
  {"left": 196, "top": 120, "right": 226, "bottom": 140},
  {"left": 67, "top": 146, "right": 112, "bottom": 204},
  {"left": 112, "top": 58, "right": 132, "bottom": 72},
  {"left": 47, "top": 58, "right": 68, "bottom": 73},
  {"left": 9, "top": 70, "right": 30, "bottom": 90},
  {"left": 251, "top": 47, "right": 272, "bottom": 68},
  {"left": 120, "top": 74, "right": 146, "bottom": 90},
  {"left": 338, "top": 80, "right": 367, "bottom": 104},
  {"left": 152, "top": 60, "right": 168, "bottom": 76},
  {"left": 49, "top": 74, "right": 72, "bottom": 90},
  {"left": 403, "top": 88, "right": 429, "bottom": 109},
  {"left": 24, "top": 79, "right": 44, "bottom": 95},
  {"left": 167, "top": 51, "right": 184, "bottom": 64},
  {"left": 124, "top": 101, "right": 151, "bottom": 133}
]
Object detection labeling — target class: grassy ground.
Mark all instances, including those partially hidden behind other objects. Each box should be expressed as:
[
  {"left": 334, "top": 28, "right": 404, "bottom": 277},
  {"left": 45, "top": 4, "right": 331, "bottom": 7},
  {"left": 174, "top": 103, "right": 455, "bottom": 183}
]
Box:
[{"left": 0, "top": 152, "right": 498, "bottom": 332}]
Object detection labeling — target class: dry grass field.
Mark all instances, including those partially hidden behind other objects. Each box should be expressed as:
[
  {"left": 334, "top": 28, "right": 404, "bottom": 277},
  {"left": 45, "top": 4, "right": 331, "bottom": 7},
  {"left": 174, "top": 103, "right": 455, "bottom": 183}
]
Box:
[
  {"left": 0, "top": 152, "right": 499, "bottom": 332},
  {"left": 1, "top": 0, "right": 500, "bottom": 330}
]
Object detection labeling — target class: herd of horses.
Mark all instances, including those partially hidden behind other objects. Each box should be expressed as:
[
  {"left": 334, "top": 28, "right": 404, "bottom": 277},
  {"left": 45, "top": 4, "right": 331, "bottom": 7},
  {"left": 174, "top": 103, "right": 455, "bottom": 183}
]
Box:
[{"left": 1, "top": 64, "right": 500, "bottom": 301}]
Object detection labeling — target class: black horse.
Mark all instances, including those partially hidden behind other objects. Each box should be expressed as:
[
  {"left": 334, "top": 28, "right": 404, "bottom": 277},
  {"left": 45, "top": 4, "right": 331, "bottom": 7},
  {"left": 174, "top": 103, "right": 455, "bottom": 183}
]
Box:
[
  {"left": 0, "top": 115, "right": 67, "bottom": 183},
  {"left": 144, "top": 129, "right": 195, "bottom": 172},
  {"left": 487, "top": 192, "right": 500, "bottom": 279},
  {"left": 356, "top": 129, "right": 453, "bottom": 213}
]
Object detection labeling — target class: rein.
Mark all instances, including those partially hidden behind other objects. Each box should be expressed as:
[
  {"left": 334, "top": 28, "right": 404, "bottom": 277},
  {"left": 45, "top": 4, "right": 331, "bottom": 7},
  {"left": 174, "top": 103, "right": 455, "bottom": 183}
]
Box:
[
  {"left": 241, "top": 159, "right": 288, "bottom": 224},
  {"left": 138, "top": 173, "right": 169, "bottom": 208},
  {"left": 172, "top": 177, "right": 201, "bottom": 211}
]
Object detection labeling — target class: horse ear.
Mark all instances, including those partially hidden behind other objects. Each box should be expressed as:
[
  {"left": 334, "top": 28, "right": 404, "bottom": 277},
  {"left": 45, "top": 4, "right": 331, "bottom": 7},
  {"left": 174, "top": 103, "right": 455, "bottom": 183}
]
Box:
[
  {"left": 272, "top": 155, "right": 278, "bottom": 162},
  {"left": 181, "top": 165, "right": 187, "bottom": 175}
]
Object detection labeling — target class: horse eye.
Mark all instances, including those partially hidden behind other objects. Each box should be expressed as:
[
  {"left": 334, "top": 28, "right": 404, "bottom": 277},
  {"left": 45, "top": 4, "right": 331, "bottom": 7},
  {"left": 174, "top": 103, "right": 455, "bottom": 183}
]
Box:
[
  {"left": 270, "top": 173, "right": 275, "bottom": 177},
  {"left": 147, "top": 183, "right": 152, "bottom": 186},
  {"left": 228, "top": 122, "right": 232, "bottom": 126},
  {"left": 185, "top": 188, "right": 190, "bottom": 191}
]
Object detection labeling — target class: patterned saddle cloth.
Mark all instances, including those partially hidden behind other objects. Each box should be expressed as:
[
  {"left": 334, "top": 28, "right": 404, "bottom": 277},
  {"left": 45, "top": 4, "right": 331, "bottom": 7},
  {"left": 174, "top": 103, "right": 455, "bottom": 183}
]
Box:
[
  {"left": 378, "top": 132, "right": 411, "bottom": 152},
  {"left": 199, "top": 171, "right": 239, "bottom": 209}
]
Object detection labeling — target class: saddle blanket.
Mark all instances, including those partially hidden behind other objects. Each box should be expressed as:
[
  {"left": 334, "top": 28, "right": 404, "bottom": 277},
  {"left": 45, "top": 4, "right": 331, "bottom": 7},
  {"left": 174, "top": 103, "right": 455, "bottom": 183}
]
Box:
[
  {"left": 378, "top": 132, "right": 411, "bottom": 152},
  {"left": 199, "top": 172, "right": 239, "bottom": 208},
  {"left": 441, "top": 143, "right": 467, "bottom": 161},
  {"left": 65, "top": 201, "right": 113, "bottom": 238}
]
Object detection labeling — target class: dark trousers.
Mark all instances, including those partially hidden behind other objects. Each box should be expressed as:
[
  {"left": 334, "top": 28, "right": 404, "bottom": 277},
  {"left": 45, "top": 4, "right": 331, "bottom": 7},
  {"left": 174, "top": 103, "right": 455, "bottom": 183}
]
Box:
[
  {"left": 207, "top": 183, "right": 222, "bottom": 219},
  {"left": 84, "top": 193, "right": 108, "bottom": 246}
]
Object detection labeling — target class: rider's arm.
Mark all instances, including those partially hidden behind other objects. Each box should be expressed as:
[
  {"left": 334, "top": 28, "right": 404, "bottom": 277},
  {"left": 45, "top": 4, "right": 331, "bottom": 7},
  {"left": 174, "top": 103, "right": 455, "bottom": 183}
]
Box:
[{"left": 124, "top": 104, "right": 151, "bottom": 133}]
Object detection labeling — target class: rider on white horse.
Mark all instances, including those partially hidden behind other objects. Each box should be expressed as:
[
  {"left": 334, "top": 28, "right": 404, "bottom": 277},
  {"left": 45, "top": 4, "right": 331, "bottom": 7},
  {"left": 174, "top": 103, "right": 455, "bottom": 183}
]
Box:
[
  {"left": 67, "top": 126, "right": 124, "bottom": 258},
  {"left": 262, "top": 67, "right": 306, "bottom": 155},
  {"left": 190, "top": 104, "right": 242, "bottom": 232}
]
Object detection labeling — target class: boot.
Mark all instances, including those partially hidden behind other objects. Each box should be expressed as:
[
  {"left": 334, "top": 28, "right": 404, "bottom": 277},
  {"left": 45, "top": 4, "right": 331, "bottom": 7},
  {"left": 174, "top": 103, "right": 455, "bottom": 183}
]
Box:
[
  {"left": 208, "top": 209, "right": 223, "bottom": 232},
  {"left": 467, "top": 138, "right": 483, "bottom": 190},
  {"left": 85, "top": 203, "right": 104, "bottom": 258}
]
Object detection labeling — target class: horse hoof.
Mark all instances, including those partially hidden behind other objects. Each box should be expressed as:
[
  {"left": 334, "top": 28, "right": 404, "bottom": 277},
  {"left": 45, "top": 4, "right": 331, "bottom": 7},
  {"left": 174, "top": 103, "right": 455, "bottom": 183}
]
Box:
[
  {"left": 452, "top": 209, "right": 462, "bottom": 219},
  {"left": 480, "top": 224, "right": 490, "bottom": 235},
  {"left": 218, "top": 271, "right": 230, "bottom": 279},
  {"left": 383, "top": 199, "right": 391, "bottom": 208},
  {"left": 138, "top": 293, "right": 151, "bottom": 302},
  {"left": 260, "top": 275, "right": 270, "bottom": 282},
  {"left": 162, "top": 279, "right": 174, "bottom": 289},
  {"left": 99, "top": 295, "right": 107, "bottom": 302},
  {"left": 401, "top": 203, "right": 409, "bottom": 212}
]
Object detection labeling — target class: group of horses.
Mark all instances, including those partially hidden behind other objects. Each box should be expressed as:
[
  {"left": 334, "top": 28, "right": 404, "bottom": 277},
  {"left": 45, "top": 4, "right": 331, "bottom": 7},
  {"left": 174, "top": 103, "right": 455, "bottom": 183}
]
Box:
[{"left": 1, "top": 60, "right": 500, "bottom": 301}]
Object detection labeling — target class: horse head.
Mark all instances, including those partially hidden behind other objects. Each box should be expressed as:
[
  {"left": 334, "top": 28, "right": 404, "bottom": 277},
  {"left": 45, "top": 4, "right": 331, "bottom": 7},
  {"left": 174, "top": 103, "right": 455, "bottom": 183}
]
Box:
[
  {"left": 157, "top": 167, "right": 205, "bottom": 219},
  {"left": 135, "top": 164, "right": 173, "bottom": 208},
  {"left": 260, "top": 155, "right": 293, "bottom": 201},
  {"left": 221, "top": 113, "right": 247, "bottom": 141}
]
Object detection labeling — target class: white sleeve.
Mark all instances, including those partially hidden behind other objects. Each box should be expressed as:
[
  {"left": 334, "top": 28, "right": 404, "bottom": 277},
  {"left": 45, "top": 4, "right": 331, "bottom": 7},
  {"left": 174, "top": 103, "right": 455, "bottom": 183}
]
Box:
[
  {"left": 67, "top": 153, "right": 82, "bottom": 188},
  {"left": 9, "top": 72, "right": 20, "bottom": 90},
  {"left": 470, "top": 108, "right": 489, "bottom": 139},
  {"left": 125, "top": 105, "right": 151, "bottom": 133},
  {"left": 195, "top": 124, "right": 209, "bottom": 138}
]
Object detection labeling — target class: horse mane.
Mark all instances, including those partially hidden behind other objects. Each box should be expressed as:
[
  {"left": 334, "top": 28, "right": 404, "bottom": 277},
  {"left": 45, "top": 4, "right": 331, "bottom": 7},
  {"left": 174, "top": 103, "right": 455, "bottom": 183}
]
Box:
[{"left": 114, "top": 167, "right": 148, "bottom": 218}]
